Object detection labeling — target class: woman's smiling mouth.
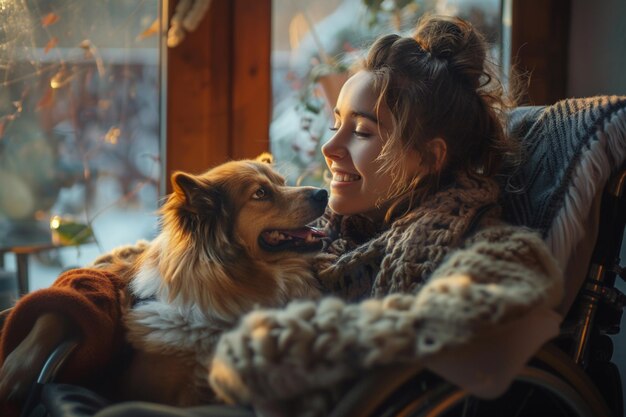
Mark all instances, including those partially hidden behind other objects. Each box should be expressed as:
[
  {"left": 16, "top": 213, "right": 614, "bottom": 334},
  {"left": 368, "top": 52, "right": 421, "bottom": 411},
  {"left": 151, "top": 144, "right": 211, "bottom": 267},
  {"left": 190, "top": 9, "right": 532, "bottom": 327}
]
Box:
[{"left": 332, "top": 171, "right": 362, "bottom": 183}]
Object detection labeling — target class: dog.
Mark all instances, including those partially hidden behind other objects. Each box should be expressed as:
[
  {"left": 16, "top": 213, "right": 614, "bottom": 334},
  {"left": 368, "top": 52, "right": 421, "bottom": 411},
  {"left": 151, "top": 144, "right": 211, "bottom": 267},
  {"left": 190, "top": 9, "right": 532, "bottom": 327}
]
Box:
[{"left": 119, "top": 154, "right": 327, "bottom": 405}]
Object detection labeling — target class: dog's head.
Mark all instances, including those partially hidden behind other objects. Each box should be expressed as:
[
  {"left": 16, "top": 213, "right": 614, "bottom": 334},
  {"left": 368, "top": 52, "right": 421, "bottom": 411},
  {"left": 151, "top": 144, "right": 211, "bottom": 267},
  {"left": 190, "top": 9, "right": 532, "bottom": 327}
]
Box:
[
  {"left": 165, "top": 154, "right": 327, "bottom": 257},
  {"left": 155, "top": 154, "right": 327, "bottom": 318}
]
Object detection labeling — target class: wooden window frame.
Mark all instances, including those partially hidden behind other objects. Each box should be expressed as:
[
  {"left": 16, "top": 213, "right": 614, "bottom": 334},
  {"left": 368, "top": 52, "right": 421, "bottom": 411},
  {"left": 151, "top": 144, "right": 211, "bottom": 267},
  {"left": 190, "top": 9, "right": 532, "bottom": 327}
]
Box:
[{"left": 164, "top": 0, "right": 271, "bottom": 192}]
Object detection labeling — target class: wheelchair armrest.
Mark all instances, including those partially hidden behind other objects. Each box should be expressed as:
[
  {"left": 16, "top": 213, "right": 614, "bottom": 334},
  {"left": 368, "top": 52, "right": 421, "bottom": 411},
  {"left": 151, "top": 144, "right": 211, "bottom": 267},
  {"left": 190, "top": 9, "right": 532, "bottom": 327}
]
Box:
[
  {"left": 0, "top": 307, "right": 12, "bottom": 330},
  {"left": 20, "top": 337, "right": 81, "bottom": 417},
  {"left": 36, "top": 338, "right": 80, "bottom": 385}
]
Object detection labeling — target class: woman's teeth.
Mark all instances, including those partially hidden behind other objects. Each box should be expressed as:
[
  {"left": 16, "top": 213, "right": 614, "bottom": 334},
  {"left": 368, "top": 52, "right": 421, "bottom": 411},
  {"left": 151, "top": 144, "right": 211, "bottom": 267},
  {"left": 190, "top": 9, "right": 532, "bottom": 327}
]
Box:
[{"left": 333, "top": 173, "right": 361, "bottom": 182}]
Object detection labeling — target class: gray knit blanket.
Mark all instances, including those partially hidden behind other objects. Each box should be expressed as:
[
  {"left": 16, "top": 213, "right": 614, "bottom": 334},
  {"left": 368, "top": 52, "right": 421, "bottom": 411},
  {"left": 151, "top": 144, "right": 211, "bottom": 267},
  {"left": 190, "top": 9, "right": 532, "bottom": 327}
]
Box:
[{"left": 501, "top": 96, "right": 626, "bottom": 268}]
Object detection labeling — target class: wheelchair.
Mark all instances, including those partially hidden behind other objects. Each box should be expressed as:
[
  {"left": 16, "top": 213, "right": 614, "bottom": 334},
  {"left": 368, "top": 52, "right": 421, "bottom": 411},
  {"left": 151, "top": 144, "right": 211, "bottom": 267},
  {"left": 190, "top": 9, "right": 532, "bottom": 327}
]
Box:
[{"left": 3, "top": 96, "right": 626, "bottom": 417}]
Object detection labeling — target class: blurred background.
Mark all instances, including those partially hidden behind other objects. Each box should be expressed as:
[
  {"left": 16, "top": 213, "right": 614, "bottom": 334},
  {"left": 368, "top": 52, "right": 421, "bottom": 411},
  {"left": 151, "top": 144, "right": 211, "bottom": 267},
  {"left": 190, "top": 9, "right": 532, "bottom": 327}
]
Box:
[
  {"left": 0, "top": 0, "right": 625, "bottom": 409},
  {"left": 0, "top": 0, "right": 161, "bottom": 295},
  {"left": 0, "top": 0, "right": 509, "bottom": 294}
]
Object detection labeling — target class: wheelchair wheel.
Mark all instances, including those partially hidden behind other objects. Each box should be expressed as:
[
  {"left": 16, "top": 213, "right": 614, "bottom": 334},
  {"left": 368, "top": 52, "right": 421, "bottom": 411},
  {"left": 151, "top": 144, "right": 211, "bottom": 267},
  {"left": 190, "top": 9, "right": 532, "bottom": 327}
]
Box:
[
  {"left": 387, "top": 366, "right": 603, "bottom": 417},
  {"left": 372, "top": 345, "right": 613, "bottom": 417}
]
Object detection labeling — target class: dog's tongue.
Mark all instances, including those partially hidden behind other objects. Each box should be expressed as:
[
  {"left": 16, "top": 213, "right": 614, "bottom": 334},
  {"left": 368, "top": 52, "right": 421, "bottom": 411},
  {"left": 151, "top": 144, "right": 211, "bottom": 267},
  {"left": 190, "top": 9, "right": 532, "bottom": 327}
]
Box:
[
  {"left": 260, "top": 226, "right": 326, "bottom": 251},
  {"left": 283, "top": 226, "right": 325, "bottom": 239}
]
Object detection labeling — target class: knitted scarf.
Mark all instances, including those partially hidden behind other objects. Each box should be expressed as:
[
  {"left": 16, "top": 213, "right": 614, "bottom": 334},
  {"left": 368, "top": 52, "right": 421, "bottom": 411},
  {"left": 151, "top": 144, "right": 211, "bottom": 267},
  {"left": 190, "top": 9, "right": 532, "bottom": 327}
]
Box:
[{"left": 316, "top": 171, "right": 501, "bottom": 300}]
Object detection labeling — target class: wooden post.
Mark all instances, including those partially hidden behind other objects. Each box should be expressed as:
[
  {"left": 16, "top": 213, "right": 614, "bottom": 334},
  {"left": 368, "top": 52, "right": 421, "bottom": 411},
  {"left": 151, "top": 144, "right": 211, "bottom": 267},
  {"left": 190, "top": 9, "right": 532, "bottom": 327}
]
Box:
[
  {"left": 511, "top": 0, "right": 571, "bottom": 105},
  {"left": 231, "top": 0, "right": 272, "bottom": 160},
  {"left": 165, "top": 0, "right": 272, "bottom": 191}
]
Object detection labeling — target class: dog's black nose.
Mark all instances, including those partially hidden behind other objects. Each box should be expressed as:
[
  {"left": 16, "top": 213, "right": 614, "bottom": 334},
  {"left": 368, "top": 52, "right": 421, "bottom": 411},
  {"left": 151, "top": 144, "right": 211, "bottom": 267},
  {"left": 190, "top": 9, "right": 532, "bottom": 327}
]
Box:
[{"left": 311, "top": 188, "right": 328, "bottom": 203}]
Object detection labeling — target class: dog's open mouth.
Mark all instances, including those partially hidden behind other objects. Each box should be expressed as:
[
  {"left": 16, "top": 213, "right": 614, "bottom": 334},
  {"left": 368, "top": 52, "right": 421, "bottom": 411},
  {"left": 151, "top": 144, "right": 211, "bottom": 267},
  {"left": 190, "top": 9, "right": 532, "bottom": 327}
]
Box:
[{"left": 259, "top": 226, "right": 326, "bottom": 252}]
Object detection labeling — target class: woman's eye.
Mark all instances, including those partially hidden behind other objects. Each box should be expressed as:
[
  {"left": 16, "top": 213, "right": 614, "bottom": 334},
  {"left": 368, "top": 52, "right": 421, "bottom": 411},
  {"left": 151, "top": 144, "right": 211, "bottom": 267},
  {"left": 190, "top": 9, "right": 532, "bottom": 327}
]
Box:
[
  {"left": 253, "top": 187, "right": 267, "bottom": 199},
  {"left": 329, "top": 126, "right": 339, "bottom": 132},
  {"left": 354, "top": 131, "right": 372, "bottom": 138}
]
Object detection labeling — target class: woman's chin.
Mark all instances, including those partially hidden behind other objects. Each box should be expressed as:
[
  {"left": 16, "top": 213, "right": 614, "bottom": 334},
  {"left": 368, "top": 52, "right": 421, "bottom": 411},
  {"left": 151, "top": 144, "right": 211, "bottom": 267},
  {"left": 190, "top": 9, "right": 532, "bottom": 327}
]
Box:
[
  {"left": 328, "top": 198, "right": 387, "bottom": 221},
  {"left": 328, "top": 198, "right": 353, "bottom": 216}
]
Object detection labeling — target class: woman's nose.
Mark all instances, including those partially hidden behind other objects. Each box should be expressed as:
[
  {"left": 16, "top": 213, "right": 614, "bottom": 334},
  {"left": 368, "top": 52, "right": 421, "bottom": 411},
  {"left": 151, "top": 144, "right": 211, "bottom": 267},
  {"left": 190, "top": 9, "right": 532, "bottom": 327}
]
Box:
[{"left": 321, "top": 134, "right": 346, "bottom": 160}]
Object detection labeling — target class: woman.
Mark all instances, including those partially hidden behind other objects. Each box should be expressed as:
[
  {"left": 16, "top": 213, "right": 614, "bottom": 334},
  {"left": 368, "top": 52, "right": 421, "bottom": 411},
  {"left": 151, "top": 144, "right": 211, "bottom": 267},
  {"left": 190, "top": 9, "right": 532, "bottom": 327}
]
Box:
[
  {"left": 0, "top": 15, "right": 562, "bottom": 417},
  {"left": 206, "top": 15, "right": 562, "bottom": 415}
]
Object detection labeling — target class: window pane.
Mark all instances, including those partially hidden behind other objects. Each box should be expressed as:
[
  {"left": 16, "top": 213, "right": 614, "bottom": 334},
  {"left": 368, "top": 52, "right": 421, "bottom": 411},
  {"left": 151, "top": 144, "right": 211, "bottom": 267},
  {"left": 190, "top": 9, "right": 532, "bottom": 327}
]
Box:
[
  {"left": 270, "top": 0, "right": 502, "bottom": 186},
  {"left": 0, "top": 0, "right": 162, "bottom": 294}
]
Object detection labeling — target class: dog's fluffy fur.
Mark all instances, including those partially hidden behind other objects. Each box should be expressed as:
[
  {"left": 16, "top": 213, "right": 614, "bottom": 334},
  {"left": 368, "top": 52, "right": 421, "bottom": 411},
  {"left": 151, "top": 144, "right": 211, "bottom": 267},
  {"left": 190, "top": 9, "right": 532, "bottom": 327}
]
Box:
[{"left": 120, "top": 155, "right": 327, "bottom": 405}]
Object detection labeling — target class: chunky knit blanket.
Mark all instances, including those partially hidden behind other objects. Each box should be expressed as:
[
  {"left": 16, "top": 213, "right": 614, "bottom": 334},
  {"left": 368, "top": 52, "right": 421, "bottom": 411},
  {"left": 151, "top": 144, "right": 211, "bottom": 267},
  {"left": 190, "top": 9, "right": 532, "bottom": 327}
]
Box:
[{"left": 208, "top": 173, "right": 564, "bottom": 416}]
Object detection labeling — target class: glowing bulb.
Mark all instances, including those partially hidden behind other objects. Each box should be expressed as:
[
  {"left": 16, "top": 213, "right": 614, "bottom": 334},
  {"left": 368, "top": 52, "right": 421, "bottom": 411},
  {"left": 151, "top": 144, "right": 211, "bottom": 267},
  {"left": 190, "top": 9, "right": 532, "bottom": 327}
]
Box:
[
  {"left": 50, "top": 72, "right": 63, "bottom": 88},
  {"left": 105, "top": 127, "right": 121, "bottom": 144},
  {"left": 50, "top": 215, "right": 61, "bottom": 230}
]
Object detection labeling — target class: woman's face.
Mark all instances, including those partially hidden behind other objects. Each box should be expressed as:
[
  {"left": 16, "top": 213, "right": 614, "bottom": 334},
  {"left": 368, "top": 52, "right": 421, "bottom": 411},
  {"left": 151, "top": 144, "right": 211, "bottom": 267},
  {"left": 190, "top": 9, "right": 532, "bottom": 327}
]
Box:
[{"left": 321, "top": 70, "right": 421, "bottom": 219}]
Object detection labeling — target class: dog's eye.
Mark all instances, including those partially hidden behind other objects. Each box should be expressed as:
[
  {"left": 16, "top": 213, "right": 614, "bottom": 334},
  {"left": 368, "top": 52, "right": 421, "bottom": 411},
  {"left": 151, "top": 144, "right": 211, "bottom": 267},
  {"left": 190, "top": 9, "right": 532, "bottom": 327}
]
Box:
[{"left": 252, "top": 187, "right": 268, "bottom": 200}]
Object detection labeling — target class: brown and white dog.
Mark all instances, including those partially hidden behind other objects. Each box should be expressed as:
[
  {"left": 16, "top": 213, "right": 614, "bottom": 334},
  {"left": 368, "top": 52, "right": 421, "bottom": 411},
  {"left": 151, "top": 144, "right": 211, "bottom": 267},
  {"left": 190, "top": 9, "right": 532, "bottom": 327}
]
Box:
[{"left": 120, "top": 154, "right": 327, "bottom": 405}]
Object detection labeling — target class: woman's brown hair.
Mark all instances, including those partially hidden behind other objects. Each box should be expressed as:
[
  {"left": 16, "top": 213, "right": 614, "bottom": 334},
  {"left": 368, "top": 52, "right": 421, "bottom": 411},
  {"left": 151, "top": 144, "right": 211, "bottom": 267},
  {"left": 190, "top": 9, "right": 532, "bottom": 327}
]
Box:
[{"left": 356, "top": 15, "right": 519, "bottom": 218}]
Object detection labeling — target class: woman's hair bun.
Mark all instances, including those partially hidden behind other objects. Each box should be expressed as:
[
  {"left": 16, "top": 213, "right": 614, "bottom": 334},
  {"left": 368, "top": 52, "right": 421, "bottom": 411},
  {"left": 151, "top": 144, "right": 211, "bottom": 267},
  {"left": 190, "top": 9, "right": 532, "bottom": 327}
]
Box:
[{"left": 413, "top": 15, "right": 487, "bottom": 89}]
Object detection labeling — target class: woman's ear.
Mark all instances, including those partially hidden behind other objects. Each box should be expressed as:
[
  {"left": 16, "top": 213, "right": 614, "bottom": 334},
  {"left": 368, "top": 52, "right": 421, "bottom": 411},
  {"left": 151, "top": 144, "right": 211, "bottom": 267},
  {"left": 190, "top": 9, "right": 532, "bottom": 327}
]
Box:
[{"left": 426, "top": 138, "right": 447, "bottom": 173}]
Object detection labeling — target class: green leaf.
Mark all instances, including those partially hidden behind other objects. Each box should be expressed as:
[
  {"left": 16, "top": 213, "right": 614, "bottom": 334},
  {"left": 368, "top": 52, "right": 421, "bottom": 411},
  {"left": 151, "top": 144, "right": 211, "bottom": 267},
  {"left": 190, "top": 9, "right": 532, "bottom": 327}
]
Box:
[
  {"left": 304, "top": 100, "right": 323, "bottom": 114},
  {"left": 52, "top": 219, "right": 94, "bottom": 245},
  {"left": 395, "top": 0, "right": 415, "bottom": 10},
  {"left": 362, "top": 0, "right": 383, "bottom": 8}
]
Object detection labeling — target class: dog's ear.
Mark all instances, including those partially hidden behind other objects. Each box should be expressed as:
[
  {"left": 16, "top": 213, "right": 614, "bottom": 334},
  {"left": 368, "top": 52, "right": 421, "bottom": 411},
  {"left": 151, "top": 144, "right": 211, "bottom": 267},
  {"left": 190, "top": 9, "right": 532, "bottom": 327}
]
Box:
[
  {"left": 171, "top": 171, "right": 205, "bottom": 206},
  {"left": 255, "top": 152, "right": 273, "bottom": 164},
  {"left": 168, "top": 171, "right": 227, "bottom": 236}
]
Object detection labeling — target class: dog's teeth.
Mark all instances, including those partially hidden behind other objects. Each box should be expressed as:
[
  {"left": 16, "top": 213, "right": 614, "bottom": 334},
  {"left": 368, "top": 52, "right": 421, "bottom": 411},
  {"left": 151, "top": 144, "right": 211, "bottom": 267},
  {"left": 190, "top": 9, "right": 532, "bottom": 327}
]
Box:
[{"left": 264, "top": 230, "right": 282, "bottom": 244}]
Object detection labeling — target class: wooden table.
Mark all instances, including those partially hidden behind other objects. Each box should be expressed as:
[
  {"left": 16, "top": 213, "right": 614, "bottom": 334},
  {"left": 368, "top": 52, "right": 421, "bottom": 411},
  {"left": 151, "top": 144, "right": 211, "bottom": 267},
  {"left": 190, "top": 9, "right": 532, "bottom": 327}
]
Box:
[{"left": 0, "top": 227, "right": 91, "bottom": 296}]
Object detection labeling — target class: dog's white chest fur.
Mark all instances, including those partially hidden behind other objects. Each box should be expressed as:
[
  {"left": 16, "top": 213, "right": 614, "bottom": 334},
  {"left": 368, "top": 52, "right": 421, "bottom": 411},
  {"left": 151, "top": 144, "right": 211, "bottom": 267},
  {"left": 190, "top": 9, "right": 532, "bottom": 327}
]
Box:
[
  {"left": 124, "top": 264, "right": 229, "bottom": 404},
  {"left": 127, "top": 261, "right": 230, "bottom": 350}
]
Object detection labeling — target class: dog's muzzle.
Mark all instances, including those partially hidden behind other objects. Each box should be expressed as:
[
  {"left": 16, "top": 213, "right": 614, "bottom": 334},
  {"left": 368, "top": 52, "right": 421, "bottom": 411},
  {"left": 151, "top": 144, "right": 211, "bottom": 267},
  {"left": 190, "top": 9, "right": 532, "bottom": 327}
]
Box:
[{"left": 258, "top": 188, "right": 328, "bottom": 253}]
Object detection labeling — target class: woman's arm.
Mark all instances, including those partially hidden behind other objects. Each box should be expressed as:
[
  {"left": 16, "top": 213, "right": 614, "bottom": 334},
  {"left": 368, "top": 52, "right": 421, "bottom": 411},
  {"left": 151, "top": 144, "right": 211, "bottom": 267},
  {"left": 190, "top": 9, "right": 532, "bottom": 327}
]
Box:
[{"left": 208, "top": 225, "right": 563, "bottom": 407}]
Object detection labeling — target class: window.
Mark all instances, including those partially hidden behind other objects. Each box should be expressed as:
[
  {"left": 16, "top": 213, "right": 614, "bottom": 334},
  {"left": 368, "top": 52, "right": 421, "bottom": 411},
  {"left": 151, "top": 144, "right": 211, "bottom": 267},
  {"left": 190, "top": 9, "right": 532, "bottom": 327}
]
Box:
[{"left": 0, "top": 0, "right": 162, "bottom": 293}]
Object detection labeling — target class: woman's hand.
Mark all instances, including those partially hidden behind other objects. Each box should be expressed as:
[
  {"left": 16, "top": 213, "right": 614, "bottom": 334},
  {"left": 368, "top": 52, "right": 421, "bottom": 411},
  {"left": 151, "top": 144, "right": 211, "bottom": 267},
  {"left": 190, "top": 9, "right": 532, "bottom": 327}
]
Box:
[{"left": 0, "top": 312, "right": 73, "bottom": 402}]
